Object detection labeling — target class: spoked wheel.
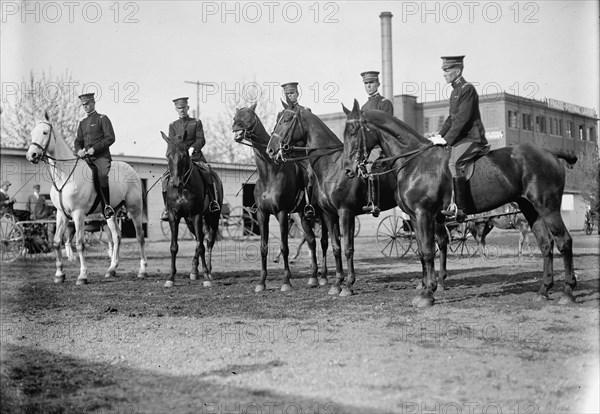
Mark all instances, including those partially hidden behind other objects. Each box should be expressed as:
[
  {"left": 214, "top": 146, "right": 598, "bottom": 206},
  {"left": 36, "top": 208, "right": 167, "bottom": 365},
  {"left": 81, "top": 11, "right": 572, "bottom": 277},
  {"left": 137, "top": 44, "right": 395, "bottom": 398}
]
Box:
[
  {"left": 161, "top": 219, "right": 194, "bottom": 241},
  {"left": 0, "top": 219, "right": 25, "bottom": 263},
  {"left": 354, "top": 216, "right": 361, "bottom": 238},
  {"left": 225, "top": 206, "right": 259, "bottom": 240},
  {"left": 376, "top": 216, "right": 413, "bottom": 258},
  {"left": 447, "top": 222, "right": 477, "bottom": 258}
]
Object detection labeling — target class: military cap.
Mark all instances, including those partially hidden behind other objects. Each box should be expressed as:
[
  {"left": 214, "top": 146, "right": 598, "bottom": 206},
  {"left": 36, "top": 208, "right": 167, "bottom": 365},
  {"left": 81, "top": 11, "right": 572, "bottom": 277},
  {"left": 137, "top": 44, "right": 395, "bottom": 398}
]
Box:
[
  {"left": 281, "top": 82, "right": 299, "bottom": 93},
  {"left": 360, "top": 71, "right": 380, "bottom": 83},
  {"left": 172, "top": 97, "right": 189, "bottom": 107},
  {"left": 33, "top": 184, "right": 41, "bottom": 190},
  {"left": 1, "top": 180, "right": 11, "bottom": 187},
  {"left": 78, "top": 93, "right": 95, "bottom": 103},
  {"left": 441, "top": 55, "right": 465, "bottom": 70}
]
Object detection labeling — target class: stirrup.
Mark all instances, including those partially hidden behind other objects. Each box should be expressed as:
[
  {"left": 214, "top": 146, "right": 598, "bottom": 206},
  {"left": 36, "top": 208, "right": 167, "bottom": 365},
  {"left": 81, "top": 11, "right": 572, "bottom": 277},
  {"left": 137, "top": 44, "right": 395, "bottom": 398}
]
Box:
[
  {"left": 209, "top": 200, "right": 220, "bottom": 213},
  {"left": 441, "top": 203, "right": 457, "bottom": 217},
  {"left": 160, "top": 209, "right": 169, "bottom": 221},
  {"left": 304, "top": 204, "right": 315, "bottom": 219},
  {"left": 103, "top": 205, "right": 115, "bottom": 219}
]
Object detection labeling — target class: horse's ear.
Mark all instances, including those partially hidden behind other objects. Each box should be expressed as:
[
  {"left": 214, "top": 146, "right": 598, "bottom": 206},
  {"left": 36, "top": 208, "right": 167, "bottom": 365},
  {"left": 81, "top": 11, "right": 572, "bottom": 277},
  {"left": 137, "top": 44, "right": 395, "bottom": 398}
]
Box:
[
  {"left": 161, "top": 131, "right": 169, "bottom": 142},
  {"left": 352, "top": 99, "right": 360, "bottom": 114},
  {"left": 280, "top": 99, "right": 289, "bottom": 109},
  {"left": 250, "top": 102, "right": 257, "bottom": 112},
  {"left": 44, "top": 110, "right": 50, "bottom": 121},
  {"left": 342, "top": 103, "right": 351, "bottom": 115}
]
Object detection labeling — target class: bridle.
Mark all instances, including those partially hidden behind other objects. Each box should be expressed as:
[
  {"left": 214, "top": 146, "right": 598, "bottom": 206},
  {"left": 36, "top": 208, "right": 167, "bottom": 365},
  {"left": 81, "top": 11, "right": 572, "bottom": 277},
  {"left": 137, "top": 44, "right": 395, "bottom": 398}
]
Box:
[
  {"left": 30, "top": 121, "right": 53, "bottom": 161},
  {"left": 168, "top": 145, "right": 194, "bottom": 189},
  {"left": 233, "top": 108, "right": 267, "bottom": 150}
]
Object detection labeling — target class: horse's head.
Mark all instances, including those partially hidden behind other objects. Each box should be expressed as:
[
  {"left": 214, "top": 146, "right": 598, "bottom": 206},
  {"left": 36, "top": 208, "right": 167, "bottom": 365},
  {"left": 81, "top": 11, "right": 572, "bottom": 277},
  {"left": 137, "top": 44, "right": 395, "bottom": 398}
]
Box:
[
  {"left": 232, "top": 102, "right": 259, "bottom": 143},
  {"left": 267, "top": 100, "right": 306, "bottom": 162},
  {"left": 341, "top": 99, "right": 380, "bottom": 178},
  {"left": 26, "top": 111, "right": 53, "bottom": 164},
  {"left": 162, "top": 131, "right": 191, "bottom": 189}
]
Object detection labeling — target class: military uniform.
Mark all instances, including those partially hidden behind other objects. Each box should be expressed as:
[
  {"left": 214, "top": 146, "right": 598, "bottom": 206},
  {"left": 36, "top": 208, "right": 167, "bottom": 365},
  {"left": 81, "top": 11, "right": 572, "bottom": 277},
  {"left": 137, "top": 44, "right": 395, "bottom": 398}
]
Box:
[
  {"left": 75, "top": 93, "right": 115, "bottom": 218},
  {"left": 168, "top": 116, "right": 207, "bottom": 163},
  {"left": 27, "top": 186, "right": 49, "bottom": 220},
  {"left": 361, "top": 92, "right": 394, "bottom": 115}
]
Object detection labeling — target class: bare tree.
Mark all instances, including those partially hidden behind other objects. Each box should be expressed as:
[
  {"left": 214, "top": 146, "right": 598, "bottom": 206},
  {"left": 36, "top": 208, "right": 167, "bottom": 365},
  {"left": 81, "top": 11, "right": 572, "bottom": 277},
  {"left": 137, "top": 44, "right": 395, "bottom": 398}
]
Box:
[
  {"left": 1, "top": 70, "right": 82, "bottom": 150},
  {"left": 565, "top": 149, "right": 600, "bottom": 210},
  {"left": 202, "top": 88, "right": 278, "bottom": 164}
]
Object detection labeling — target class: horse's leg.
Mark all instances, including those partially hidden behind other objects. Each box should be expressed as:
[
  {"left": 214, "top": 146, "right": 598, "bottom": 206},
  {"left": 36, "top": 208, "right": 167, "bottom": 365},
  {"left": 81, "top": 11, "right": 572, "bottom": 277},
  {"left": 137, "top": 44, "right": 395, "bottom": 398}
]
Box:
[
  {"left": 191, "top": 214, "right": 211, "bottom": 287},
  {"left": 324, "top": 213, "right": 344, "bottom": 296},
  {"left": 203, "top": 212, "right": 219, "bottom": 286},
  {"left": 299, "top": 213, "right": 319, "bottom": 287},
  {"left": 319, "top": 220, "right": 329, "bottom": 285},
  {"left": 540, "top": 211, "right": 575, "bottom": 304},
  {"left": 63, "top": 223, "right": 75, "bottom": 262},
  {"left": 411, "top": 212, "right": 437, "bottom": 307},
  {"left": 340, "top": 210, "right": 355, "bottom": 297},
  {"left": 480, "top": 222, "right": 494, "bottom": 259},
  {"left": 165, "top": 216, "right": 180, "bottom": 288},
  {"left": 435, "top": 220, "right": 449, "bottom": 291},
  {"left": 72, "top": 211, "right": 88, "bottom": 285},
  {"left": 256, "top": 209, "right": 270, "bottom": 292},
  {"left": 277, "top": 211, "right": 292, "bottom": 292},
  {"left": 104, "top": 217, "right": 121, "bottom": 279},
  {"left": 53, "top": 212, "right": 69, "bottom": 283},
  {"left": 129, "top": 210, "right": 147, "bottom": 278}
]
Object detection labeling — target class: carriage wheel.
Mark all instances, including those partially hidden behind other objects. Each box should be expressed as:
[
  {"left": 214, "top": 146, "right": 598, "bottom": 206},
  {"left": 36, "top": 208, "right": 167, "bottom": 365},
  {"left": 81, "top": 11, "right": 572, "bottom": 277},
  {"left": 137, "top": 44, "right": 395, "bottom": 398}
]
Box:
[
  {"left": 160, "top": 219, "right": 194, "bottom": 241},
  {"left": 0, "top": 219, "right": 25, "bottom": 263},
  {"left": 354, "top": 216, "right": 361, "bottom": 238},
  {"left": 376, "top": 216, "right": 413, "bottom": 258},
  {"left": 447, "top": 222, "right": 477, "bottom": 258},
  {"left": 225, "top": 206, "right": 259, "bottom": 240}
]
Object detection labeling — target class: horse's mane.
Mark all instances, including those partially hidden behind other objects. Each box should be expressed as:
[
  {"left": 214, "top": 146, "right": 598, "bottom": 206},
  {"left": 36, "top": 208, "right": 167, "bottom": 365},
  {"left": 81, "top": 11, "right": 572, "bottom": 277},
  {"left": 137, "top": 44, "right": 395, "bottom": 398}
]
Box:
[
  {"left": 299, "top": 107, "right": 342, "bottom": 145},
  {"left": 167, "top": 136, "right": 189, "bottom": 153},
  {"left": 363, "top": 110, "right": 430, "bottom": 144}
]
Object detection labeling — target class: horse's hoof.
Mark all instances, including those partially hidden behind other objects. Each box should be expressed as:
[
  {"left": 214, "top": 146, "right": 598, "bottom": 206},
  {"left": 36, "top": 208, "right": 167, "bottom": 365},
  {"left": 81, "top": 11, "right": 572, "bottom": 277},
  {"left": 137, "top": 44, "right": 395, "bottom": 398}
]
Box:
[
  {"left": 255, "top": 284, "right": 266, "bottom": 293},
  {"left": 559, "top": 292, "right": 576, "bottom": 305},
  {"left": 307, "top": 277, "right": 319, "bottom": 287},
  {"left": 137, "top": 272, "right": 147, "bottom": 279},
  {"left": 76, "top": 278, "right": 88, "bottom": 286},
  {"left": 190, "top": 273, "right": 198, "bottom": 281},
  {"left": 203, "top": 280, "right": 212, "bottom": 287},
  {"left": 534, "top": 293, "right": 549, "bottom": 302},
  {"left": 164, "top": 280, "right": 174, "bottom": 288},
  {"left": 328, "top": 286, "right": 341, "bottom": 295},
  {"left": 340, "top": 287, "right": 354, "bottom": 297},
  {"left": 318, "top": 277, "right": 328, "bottom": 286},
  {"left": 104, "top": 270, "right": 116, "bottom": 278},
  {"left": 54, "top": 275, "right": 65, "bottom": 283},
  {"left": 412, "top": 293, "right": 434, "bottom": 308},
  {"left": 281, "top": 284, "right": 292, "bottom": 292}
]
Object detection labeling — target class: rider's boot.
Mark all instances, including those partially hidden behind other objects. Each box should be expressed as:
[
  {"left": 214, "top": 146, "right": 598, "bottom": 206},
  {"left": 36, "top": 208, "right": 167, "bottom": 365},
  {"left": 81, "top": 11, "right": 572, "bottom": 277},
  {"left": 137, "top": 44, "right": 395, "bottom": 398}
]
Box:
[
  {"left": 303, "top": 185, "right": 315, "bottom": 219},
  {"left": 208, "top": 182, "right": 220, "bottom": 213},
  {"left": 362, "top": 177, "right": 380, "bottom": 217},
  {"left": 160, "top": 192, "right": 169, "bottom": 221},
  {"left": 442, "top": 177, "right": 467, "bottom": 223},
  {"left": 101, "top": 186, "right": 115, "bottom": 219}
]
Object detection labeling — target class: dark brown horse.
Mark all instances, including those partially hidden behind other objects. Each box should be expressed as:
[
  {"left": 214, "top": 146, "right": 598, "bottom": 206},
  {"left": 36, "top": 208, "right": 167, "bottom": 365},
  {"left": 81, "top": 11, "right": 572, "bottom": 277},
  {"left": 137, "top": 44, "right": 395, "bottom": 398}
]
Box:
[
  {"left": 161, "top": 131, "right": 223, "bottom": 288},
  {"left": 232, "top": 103, "right": 328, "bottom": 291},
  {"left": 342, "top": 100, "right": 577, "bottom": 307},
  {"left": 267, "top": 101, "right": 399, "bottom": 296}
]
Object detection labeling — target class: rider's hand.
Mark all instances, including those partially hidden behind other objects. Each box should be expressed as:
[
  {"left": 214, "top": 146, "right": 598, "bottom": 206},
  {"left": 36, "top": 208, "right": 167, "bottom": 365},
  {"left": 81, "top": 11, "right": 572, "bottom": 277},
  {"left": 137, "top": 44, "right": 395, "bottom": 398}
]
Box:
[
  {"left": 428, "top": 135, "right": 447, "bottom": 146},
  {"left": 86, "top": 147, "right": 95, "bottom": 156},
  {"left": 77, "top": 149, "right": 86, "bottom": 158},
  {"left": 188, "top": 147, "right": 194, "bottom": 156}
]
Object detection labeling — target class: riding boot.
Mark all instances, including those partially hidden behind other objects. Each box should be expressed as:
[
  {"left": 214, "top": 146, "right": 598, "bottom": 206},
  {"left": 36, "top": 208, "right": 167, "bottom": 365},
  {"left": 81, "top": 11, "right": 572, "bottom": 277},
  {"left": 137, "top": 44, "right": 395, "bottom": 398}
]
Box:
[
  {"left": 303, "top": 185, "right": 315, "bottom": 219},
  {"left": 160, "top": 192, "right": 169, "bottom": 221},
  {"left": 208, "top": 181, "right": 220, "bottom": 213},
  {"left": 101, "top": 186, "right": 115, "bottom": 219},
  {"left": 454, "top": 176, "right": 467, "bottom": 223},
  {"left": 362, "top": 177, "right": 380, "bottom": 217}
]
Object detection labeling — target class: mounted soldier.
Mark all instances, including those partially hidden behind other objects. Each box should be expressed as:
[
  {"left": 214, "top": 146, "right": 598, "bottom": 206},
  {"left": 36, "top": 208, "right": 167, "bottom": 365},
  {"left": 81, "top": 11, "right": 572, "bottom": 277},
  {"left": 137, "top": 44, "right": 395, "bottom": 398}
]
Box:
[
  {"left": 360, "top": 70, "right": 393, "bottom": 217},
  {"left": 75, "top": 92, "right": 115, "bottom": 218},
  {"left": 160, "top": 97, "right": 220, "bottom": 221},
  {"left": 428, "top": 55, "right": 489, "bottom": 223}
]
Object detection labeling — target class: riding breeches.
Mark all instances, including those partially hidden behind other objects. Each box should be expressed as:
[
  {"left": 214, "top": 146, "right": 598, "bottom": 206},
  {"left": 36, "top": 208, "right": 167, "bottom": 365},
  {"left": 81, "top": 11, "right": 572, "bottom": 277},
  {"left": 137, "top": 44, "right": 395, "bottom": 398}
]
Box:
[
  {"left": 448, "top": 142, "right": 474, "bottom": 178},
  {"left": 90, "top": 157, "right": 111, "bottom": 188}
]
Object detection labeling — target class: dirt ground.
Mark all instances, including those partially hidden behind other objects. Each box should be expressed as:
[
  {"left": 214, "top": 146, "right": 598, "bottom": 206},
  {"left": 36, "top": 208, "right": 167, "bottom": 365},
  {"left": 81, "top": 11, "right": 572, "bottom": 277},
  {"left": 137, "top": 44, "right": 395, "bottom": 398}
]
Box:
[{"left": 1, "top": 229, "right": 599, "bottom": 414}]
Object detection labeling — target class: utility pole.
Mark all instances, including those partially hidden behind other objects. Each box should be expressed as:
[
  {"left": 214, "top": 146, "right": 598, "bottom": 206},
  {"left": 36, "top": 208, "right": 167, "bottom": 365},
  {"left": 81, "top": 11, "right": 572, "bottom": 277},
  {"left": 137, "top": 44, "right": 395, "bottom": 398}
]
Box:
[{"left": 184, "top": 80, "right": 212, "bottom": 118}]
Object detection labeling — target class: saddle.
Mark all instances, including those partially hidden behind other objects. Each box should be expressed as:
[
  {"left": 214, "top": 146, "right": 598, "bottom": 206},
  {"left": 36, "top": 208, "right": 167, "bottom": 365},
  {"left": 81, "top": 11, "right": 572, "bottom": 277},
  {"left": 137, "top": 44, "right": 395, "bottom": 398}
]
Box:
[{"left": 456, "top": 143, "right": 491, "bottom": 181}]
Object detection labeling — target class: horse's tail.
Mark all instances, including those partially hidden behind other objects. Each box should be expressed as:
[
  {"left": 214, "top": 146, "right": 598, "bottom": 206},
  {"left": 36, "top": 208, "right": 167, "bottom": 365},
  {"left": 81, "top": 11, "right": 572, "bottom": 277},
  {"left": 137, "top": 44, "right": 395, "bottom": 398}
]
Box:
[{"left": 551, "top": 150, "right": 578, "bottom": 169}]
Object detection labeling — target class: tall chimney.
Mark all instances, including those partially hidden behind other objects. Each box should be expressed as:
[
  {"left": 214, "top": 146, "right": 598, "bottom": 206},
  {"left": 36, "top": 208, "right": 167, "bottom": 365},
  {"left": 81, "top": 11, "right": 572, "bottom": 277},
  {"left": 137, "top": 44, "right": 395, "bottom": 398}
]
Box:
[{"left": 379, "top": 11, "right": 393, "bottom": 102}]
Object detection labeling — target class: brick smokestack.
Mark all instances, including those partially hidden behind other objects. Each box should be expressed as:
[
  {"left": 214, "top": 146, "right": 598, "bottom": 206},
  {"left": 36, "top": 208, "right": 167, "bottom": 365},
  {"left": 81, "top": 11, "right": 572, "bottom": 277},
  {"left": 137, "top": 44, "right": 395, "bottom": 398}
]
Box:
[{"left": 380, "top": 11, "right": 393, "bottom": 102}]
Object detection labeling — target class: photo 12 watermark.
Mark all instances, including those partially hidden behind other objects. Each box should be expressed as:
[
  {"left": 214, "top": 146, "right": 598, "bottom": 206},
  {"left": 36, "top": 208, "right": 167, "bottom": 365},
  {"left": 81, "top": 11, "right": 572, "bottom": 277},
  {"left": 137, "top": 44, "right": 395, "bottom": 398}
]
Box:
[
  {"left": 398, "top": 1, "right": 540, "bottom": 24},
  {"left": 1, "top": 1, "right": 140, "bottom": 24},
  {"left": 200, "top": 1, "right": 340, "bottom": 24}
]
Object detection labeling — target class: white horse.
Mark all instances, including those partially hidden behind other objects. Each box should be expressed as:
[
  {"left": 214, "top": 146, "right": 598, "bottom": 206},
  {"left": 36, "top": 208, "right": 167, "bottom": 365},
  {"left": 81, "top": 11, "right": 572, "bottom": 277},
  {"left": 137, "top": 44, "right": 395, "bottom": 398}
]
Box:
[{"left": 26, "top": 112, "right": 147, "bottom": 284}]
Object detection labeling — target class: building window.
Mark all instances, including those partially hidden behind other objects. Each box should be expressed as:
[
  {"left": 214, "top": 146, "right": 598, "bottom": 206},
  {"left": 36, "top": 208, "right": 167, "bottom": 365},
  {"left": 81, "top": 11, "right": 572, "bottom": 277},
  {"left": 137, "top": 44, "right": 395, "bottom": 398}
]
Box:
[
  {"left": 424, "top": 117, "right": 430, "bottom": 133},
  {"left": 522, "top": 113, "right": 533, "bottom": 131},
  {"left": 437, "top": 115, "right": 445, "bottom": 131},
  {"left": 508, "top": 110, "right": 519, "bottom": 128},
  {"left": 589, "top": 127, "right": 596, "bottom": 142},
  {"left": 579, "top": 125, "right": 586, "bottom": 140},
  {"left": 535, "top": 116, "right": 546, "bottom": 133},
  {"left": 558, "top": 119, "right": 563, "bottom": 136},
  {"left": 566, "top": 121, "right": 573, "bottom": 138},
  {"left": 549, "top": 118, "right": 554, "bottom": 135}
]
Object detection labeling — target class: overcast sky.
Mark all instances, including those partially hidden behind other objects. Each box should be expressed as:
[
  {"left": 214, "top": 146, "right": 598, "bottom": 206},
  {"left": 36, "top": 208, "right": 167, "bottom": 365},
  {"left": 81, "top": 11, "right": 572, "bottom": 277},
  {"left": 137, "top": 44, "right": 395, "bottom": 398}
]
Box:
[{"left": 2, "top": 0, "right": 598, "bottom": 158}]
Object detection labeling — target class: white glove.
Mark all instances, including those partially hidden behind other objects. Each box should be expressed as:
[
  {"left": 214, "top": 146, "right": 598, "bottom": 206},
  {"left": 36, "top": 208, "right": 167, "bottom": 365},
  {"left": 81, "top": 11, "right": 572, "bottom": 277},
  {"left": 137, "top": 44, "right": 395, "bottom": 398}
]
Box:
[
  {"left": 429, "top": 135, "right": 447, "bottom": 146},
  {"left": 188, "top": 147, "right": 194, "bottom": 156}
]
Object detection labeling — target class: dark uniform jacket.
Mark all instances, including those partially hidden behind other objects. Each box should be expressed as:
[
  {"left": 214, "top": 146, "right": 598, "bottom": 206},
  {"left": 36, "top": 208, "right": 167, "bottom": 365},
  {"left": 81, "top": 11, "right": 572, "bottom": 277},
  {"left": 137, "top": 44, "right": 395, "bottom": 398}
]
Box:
[
  {"left": 28, "top": 193, "right": 48, "bottom": 220},
  {"left": 75, "top": 111, "right": 115, "bottom": 160},
  {"left": 361, "top": 93, "right": 394, "bottom": 115},
  {"left": 0, "top": 190, "right": 14, "bottom": 215},
  {"left": 439, "top": 77, "right": 487, "bottom": 146},
  {"left": 169, "top": 117, "right": 207, "bottom": 163}
]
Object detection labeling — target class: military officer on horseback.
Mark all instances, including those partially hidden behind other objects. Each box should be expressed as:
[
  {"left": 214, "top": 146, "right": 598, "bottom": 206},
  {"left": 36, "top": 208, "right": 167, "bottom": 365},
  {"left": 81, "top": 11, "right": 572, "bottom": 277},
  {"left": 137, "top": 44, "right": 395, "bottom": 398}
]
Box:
[
  {"left": 75, "top": 93, "right": 115, "bottom": 218},
  {"left": 429, "top": 56, "right": 488, "bottom": 223},
  {"left": 360, "top": 71, "right": 393, "bottom": 217},
  {"left": 281, "top": 82, "right": 306, "bottom": 109},
  {"left": 160, "top": 97, "right": 220, "bottom": 221}
]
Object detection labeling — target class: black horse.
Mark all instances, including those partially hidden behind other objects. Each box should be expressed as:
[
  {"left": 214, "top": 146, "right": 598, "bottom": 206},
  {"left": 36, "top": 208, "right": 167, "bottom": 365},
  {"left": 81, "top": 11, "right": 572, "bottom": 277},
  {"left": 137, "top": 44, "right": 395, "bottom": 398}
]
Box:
[
  {"left": 232, "top": 103, "right": 328, "bottom": 291},
  {"left": 267, "top": 101, "right": 400, "bottom": 296},
  {"left": 342, "top": 100, "right": 577, "bottom": 307},
  {"left": 161, "top": 131, "right": 223, "bottom": 288}
]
